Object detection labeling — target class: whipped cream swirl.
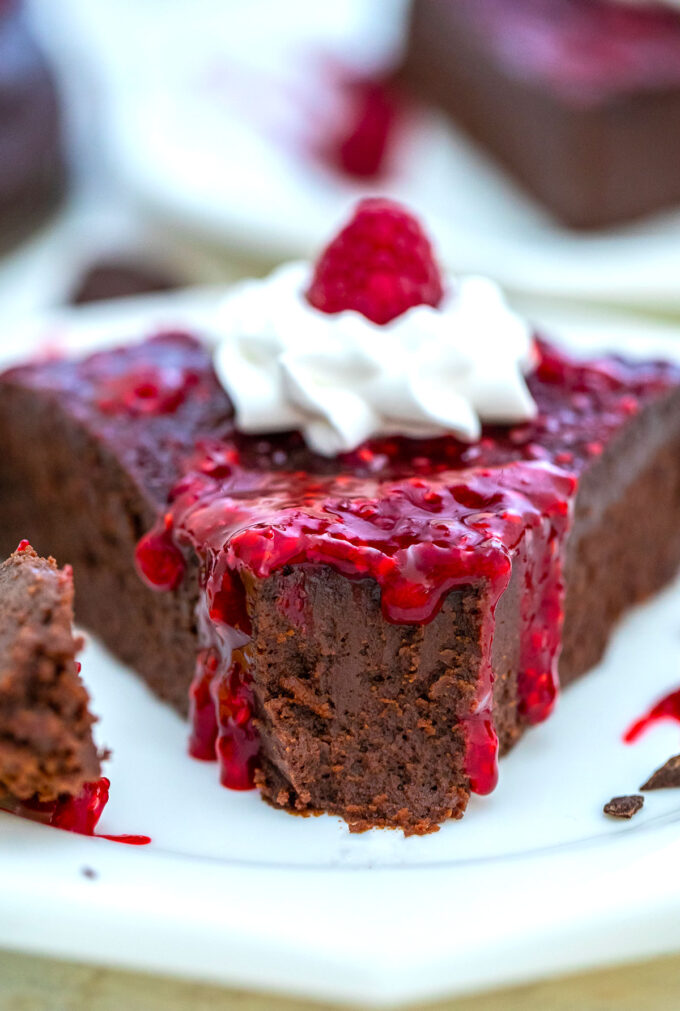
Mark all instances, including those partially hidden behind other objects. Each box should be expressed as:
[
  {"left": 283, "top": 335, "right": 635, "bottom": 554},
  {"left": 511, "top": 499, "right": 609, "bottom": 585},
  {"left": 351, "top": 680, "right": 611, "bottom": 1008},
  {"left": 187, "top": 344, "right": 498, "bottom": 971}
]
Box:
[{"left": 213, "top": 263, "right": 537, "bottom": 457}]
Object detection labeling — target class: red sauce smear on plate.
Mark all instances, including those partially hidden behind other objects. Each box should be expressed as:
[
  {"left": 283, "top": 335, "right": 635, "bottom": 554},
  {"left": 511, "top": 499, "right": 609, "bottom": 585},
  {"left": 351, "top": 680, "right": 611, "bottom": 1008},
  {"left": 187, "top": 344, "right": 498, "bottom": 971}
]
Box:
[{"left": 624, "top": 687, "right": 680, "bottom": 744}]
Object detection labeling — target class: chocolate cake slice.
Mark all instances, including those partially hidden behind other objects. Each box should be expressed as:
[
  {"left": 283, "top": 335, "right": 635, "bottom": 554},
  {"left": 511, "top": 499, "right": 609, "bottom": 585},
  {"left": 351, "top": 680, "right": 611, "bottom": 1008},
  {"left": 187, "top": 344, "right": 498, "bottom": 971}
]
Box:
[
  {"left": 402, "top": 0, "right": 680, "bottom": 228},
  {"left": 0, "top": 331, "right": 678, "bottom": 832},
  {"left": 1, "top": 199, "right": 679, "bottom": 833},
  {"left": 0, "top": 542, "right": 100, "bottom": 802}
]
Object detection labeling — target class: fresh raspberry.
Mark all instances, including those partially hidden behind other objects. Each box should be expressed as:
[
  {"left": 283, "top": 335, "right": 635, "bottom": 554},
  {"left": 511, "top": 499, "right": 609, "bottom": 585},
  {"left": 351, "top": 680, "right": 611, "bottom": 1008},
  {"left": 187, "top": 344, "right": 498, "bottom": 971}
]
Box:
[
  {"left": 307, "top": 198, "right": 444, "bottom": 326},
  {"left": 328, "top": 76, "right": 400, "bottom": 181}
]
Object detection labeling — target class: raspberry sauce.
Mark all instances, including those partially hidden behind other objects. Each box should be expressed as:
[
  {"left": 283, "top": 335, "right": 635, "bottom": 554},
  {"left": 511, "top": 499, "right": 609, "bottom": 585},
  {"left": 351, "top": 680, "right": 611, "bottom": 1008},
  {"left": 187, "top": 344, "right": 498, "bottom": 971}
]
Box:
[
  {"left": 321, "top": 74, "right": 403, "bottom": 181},
  {"left": 135, "top": 338, "right": 677, "bottom": 800},
  {"left": 1, "top": 778, "right": 151, "bottom": 845},
  {"left": 136, "top": 517, "right": 185, "bottom": 591},
  {"left": 624, "top": 687, "right": 680, "bottom": 745},
  {"left": 96, "top": 362, "right": 200, "bottom": 416}
]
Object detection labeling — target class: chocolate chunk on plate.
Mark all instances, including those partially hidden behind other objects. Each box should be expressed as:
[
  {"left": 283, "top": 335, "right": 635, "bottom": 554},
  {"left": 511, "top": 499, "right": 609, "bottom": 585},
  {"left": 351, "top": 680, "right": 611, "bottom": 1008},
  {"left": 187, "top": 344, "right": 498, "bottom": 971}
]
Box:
[
  {"left": 604, "top": 795, "right": 644, "bottom": 820},
  {"left": 641, "top": 755, "right": 680, "bottom": 791}
]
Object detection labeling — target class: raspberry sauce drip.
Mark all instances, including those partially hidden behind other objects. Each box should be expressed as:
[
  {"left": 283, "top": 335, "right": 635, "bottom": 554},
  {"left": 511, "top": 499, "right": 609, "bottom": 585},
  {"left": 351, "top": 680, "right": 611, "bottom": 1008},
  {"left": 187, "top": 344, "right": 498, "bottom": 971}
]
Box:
[
  {"left": 50, "top": 778, "right": 110, "bottom": 834},
  {"left": 624, "top": 687, "right": 680, "bottom": 745},
  {"left": 215, "top": 651, "right": 260, "bottom": 790},
  {"left": 134, "top": 337, "right": 677, "bottom": 801},
  {"left": 135, "top": 517, "right": 185, "bottom": 591},
  {"left": 187, "top": 560, "right": 259, "bottom": 787},
  {"left": 2, "top": 778, "right": 151, "bottom": 845},
  {"left": 188, "top": 648, "right": 220, "bottom": 760}
]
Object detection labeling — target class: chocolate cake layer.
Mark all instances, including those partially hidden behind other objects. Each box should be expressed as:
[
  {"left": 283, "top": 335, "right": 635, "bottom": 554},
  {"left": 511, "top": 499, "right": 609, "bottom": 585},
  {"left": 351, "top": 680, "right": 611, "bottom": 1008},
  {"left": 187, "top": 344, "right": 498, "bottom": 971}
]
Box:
[
  {"left": 0, "top": 336, "right": 232, "bottom": 714},
  {"left": 0, "top": 334, "right": 678, "bottom": 831},
  {"left": 0, "top": 543, "right": 100, "bottom": 801},
  {"left": 402, "top": 0, "right": 680, "bottom": 229}
]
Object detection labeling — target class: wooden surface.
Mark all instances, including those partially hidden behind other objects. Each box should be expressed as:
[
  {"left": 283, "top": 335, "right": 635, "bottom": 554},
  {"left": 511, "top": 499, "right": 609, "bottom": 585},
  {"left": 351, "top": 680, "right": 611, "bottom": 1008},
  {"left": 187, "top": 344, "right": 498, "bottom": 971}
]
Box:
[{"left": 1, "top": 949, "right": 680, "bottom": 1011}]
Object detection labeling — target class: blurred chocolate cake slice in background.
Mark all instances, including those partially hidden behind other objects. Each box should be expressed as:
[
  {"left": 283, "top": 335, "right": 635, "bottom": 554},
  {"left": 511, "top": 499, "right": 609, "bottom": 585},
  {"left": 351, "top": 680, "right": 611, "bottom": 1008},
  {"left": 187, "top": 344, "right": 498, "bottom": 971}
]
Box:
[
  {"left": 402, "top": 0, "right": 680, "bottom": 228},
  {"left": 0, "top": 0, "right": 66, "bottom": 250}
]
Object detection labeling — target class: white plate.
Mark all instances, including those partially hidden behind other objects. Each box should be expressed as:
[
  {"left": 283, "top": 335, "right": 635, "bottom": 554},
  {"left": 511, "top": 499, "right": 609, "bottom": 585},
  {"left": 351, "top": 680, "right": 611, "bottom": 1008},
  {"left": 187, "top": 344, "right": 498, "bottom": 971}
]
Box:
[
  {"left": 30, "top": 0, "right": 680, "bottom": 310},
  {"left": 2, "top": 291, "right": 680, "bottom": 1008}
]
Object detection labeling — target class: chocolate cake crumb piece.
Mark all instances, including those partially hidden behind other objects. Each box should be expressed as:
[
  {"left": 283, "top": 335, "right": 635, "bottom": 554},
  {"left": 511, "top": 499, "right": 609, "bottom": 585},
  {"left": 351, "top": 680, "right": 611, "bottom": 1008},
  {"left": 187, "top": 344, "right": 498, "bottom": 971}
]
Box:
[
  {"left": 81, "top": 866, "right": 98, "bottom": 880},
  {"left": 604, "top": 795, "right": 644, "bottom": 819},
  {"left": 0, "top": 543, "right": 100, "bottom": 801},
  {"left": 641, "top": 755, "right": 680, "bottom": 791}
]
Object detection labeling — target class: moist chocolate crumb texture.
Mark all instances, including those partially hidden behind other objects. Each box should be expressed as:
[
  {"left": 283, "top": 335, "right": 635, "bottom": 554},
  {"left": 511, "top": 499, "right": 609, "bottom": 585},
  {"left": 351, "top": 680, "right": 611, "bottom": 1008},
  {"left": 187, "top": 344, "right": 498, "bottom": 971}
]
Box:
[
  {"left": 0, "top": 542, "right": 100, "bottom": 803},
  {"left": 402, "top": 0, "right": 680, "bottom": 228},
  {"left": 0, "top": 199, "right": 679, "bottom": 833}
]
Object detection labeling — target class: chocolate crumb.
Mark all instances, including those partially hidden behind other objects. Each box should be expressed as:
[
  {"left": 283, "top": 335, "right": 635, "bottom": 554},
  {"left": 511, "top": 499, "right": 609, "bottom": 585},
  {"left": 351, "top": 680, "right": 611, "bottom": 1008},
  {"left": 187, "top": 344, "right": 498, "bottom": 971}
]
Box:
[
  {"left": 641, "top": 754, "right": 680, "bottom": 791},
  {"left": 604, "top": 795, "right": 644, "bottom": 819},
  {"left": 81, "top": 866, "right": 98, "bottom": 880}
]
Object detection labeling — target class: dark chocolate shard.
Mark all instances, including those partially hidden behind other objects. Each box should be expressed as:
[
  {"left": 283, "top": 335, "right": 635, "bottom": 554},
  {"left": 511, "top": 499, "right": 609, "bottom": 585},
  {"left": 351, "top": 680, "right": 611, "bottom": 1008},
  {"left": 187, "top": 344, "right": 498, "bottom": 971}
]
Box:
[
  {"left": 641, "top": 754, "right": 680, "bottom": 791},
  {"left": 604, "top": 795, "right": 644, "bottom": 819}
]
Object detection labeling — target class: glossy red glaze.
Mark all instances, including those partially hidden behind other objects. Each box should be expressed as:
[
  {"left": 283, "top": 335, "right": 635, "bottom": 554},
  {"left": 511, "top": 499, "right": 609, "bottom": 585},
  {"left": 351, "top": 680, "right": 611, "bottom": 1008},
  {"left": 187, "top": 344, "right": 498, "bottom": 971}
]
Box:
[
  {"left": 188, "top": 648, "right": 220, "bottom": 761},
  {"left": 96, "top": 360, "right": 200, "bottom": 416},
  {"left": 50, "top": 777, "right": 110, "bottom": 834},
  {"left": 2, "top": 778, "right": 151, "bottom": 845},
  {"left": 215, "top": 652, "right": 260, "bottom": 790},
  {"left": 624, "top": 687, "right": 680, "bottom": 744},
  {"left": 135, "top": 518, "right": 185, "bottom": 591},
  {"left": 99, "top": 833, "right": 151, "bottom": 845},
  {"left": 465, "top": 716, "right": 499, "bottom": 795}
]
